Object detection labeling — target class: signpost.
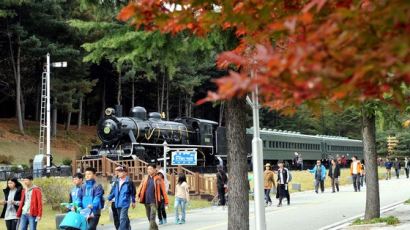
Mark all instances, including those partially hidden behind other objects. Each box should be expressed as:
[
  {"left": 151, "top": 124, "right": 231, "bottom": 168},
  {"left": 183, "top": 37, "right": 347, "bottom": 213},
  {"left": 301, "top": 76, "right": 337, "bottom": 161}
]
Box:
[{"left": 162, "top": 141, "right": 198, "bottom": 173}]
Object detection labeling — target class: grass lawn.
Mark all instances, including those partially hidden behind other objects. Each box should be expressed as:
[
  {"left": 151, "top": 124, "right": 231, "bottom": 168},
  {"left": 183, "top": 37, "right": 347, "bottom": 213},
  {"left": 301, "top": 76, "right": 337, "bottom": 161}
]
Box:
[{"left": 0, "top": 141, "right": 66, "bottom": 165}]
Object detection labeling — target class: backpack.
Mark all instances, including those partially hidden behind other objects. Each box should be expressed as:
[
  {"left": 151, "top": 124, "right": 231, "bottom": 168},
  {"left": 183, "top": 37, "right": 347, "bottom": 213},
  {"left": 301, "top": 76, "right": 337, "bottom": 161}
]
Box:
[{"left": 81, "top": 183, "right": 105, "bottom": 209}]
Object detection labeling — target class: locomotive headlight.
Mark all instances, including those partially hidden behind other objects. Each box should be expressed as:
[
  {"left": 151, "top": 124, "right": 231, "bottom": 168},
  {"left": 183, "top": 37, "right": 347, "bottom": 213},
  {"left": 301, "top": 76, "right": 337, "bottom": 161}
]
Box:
[{"left": 103, "top": 126, "right": 111, "bottom": 134}]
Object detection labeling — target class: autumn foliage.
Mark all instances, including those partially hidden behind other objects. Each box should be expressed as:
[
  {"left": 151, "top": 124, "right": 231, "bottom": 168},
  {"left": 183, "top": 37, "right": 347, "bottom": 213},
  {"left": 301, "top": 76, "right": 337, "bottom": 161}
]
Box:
[{"left": 119, "top": 0, "right": 410, "bottom": 111}]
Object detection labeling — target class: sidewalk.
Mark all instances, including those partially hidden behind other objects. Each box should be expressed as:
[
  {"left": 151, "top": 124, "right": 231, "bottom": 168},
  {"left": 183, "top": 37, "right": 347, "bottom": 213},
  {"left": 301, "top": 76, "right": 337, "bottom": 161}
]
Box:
[{"left": 342, "top": 203, "right": 410, "bottom": 230}]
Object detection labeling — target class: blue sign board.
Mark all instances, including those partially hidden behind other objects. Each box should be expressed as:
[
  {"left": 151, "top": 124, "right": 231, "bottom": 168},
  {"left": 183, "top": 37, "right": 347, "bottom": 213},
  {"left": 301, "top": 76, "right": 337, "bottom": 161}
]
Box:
[{"left": 171, "top": 151, "right": 197, "bottom": 166}]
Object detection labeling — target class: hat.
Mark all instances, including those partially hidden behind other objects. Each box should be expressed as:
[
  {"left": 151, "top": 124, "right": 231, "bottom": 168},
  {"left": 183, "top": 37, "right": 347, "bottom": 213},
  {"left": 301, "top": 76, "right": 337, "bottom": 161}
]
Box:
[
  {"left": 115, "top": 165, "right": 127, "bottom": 172},
  {"left": 265, "top": 163, "right": 271, "bottom": 168}
]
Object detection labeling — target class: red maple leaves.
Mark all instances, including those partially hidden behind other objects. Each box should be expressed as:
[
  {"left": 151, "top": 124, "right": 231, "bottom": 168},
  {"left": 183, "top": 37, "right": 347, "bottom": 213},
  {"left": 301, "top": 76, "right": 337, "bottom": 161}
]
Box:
[{"left": 118, "top": 0, "right": 410, "bottom": 110}]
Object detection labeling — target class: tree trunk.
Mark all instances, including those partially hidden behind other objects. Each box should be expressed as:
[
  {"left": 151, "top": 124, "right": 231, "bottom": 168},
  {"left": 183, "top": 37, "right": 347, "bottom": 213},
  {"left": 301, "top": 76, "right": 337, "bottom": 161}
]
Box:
[
  {"left": 157, "top": 80, "right": 160, "bottom": 112},
  {"left": 160, "top": 73, "right": 165, "bottom": 113},
  {"left": 101, "top": 76, "right": 106, "bottom": 119},
  {"left": 21, "top": 91, "right": 25, "bottom": 122},
  {"left": 65, "top": 112, "right": 72, "bottom": 131},
  {"left": 362, "top": 107, "right": 380, "bottom": 220},
  {"left": 117, "top": 71, "right": 121, "bottom": 105},
  {"left": 185, "top": 94, "right": 189, "bottom": 117},
  {"left": 52, "top": 98, "right": 57, "bottom": 137},
  {"left": 166, "top": 78, "right": 169, "bottom": 120},
  {"left": 219, "top": 102, "right": 225, "bottom": 127},
  {"left": 35, "top": 83, "right": 40, "bottom": 121},
  {"left": 77, "top": 96, "right": 83, "bottom": 130},
  {"left": 8, "top": 32, "right": 24, "bottom": 134},
  {"left": 226, "top": 98, "right": 249, "bottom": 230},
  {"left": 131, "top": 79, "right": 135, "bottom": 108},
  {"left": 178, "top": 92, "right": 182, "bottom": 118}
]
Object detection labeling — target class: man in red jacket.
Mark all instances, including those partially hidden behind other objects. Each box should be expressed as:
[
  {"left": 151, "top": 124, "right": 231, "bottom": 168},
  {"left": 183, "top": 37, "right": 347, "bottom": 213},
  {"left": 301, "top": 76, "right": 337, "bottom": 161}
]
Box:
[{"left": 17, "top": 175, "right": 43, "bottom": 230}]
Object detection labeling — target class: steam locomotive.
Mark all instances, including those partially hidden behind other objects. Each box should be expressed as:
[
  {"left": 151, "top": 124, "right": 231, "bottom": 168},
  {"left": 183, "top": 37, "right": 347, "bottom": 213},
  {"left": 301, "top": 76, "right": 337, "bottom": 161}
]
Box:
[
  {"left": 90, "top": 106, "right": 224, "bottom": 166},
  {"left": 89, "top": 106, "right": 363, "bottom": 168}
]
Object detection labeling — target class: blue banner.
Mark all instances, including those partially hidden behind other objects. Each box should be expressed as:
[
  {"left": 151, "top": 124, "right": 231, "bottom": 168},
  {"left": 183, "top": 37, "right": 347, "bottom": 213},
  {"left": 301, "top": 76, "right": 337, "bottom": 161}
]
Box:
[{"left": 171, "top": 151, "right": 197, "bottom": 166}]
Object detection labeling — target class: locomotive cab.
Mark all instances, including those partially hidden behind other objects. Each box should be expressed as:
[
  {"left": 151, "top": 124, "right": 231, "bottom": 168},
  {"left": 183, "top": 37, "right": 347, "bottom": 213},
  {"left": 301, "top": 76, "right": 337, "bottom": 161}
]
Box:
[{"left": 174, "top": 118, "right": 218, "bottom": 146}]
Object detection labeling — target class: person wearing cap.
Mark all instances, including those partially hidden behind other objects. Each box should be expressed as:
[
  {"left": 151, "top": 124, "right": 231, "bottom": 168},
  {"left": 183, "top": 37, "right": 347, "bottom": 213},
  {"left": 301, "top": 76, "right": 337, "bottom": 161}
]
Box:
[
  {"left": 108, "top": 165, "right": 136, "bottom": 230},
  {"left": 156, "top": 166, "right": 168, "bottom": 225},
  {"left": 17, "top": 175, "right": 43, "bottom": 230},
  {"left": 263, "top": 163, "right": 275, "bottom": 206}
]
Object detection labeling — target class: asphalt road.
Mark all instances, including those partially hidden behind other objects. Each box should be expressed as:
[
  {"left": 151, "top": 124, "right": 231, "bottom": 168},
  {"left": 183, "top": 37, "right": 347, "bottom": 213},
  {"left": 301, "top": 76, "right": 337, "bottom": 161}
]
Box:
[{"left": 99, "top": 177, "right": 410, "bottom": 230}]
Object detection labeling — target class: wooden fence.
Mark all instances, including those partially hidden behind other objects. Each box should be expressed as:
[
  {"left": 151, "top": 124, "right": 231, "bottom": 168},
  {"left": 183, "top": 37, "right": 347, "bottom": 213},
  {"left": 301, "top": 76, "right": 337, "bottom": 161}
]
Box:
[{"left": 72, "top": 157, "right": 217, "bottom": 196}]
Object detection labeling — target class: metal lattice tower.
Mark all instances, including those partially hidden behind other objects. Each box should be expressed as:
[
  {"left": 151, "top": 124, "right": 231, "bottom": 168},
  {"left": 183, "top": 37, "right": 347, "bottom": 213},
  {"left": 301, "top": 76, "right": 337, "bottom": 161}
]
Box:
[{"left": 38, "top": 71, "right": 47, "bottom": 155}]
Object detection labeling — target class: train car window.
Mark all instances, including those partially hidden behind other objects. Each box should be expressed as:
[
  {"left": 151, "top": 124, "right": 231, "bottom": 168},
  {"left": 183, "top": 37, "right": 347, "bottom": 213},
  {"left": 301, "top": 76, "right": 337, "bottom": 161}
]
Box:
[
  {"left": 263, "top": 141, "right": 266, "bottom": 148},
  {"left": 269, "top": 141, "right": 272, "bottom": 148}
]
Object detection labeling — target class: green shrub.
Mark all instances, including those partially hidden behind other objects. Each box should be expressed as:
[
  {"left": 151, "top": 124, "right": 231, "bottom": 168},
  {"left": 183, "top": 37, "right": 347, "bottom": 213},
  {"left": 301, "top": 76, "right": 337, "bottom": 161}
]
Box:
[
  {"left": 405, "top": 199, "right": 410, "bottom": 205},
  {"left": 21, "top": 164, "right": 29, "bottom": 170},
  {"left": 353, "top": 216, "right": 399, "bottom": 226},
  {"left": 0, "top": 154, "right": 14, "bottom": 164},
  {"left": 10, "top": 165, "right": 19, "bottom": 173},
  {"left": 62, "top": 158, "right": 72, "bottom": 166},
  {"left": 34, "top": 177, "right": 72, "bottom": 210}
]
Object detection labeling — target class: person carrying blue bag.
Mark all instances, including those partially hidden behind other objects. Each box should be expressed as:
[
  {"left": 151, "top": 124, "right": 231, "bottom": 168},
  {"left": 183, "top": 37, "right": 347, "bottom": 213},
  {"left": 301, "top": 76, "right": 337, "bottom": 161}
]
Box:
[
  {"left": 108, "top": 165, "right": 136, "bottom": 230},
  {"left": 308, "top": 160, "right": 327, "bottom": 193},
  {"left": 59, "top": 202, "right": 89, "bottom": 230},
  {"left": 76, "top": 167, "right": 104, "bottom": 230}
]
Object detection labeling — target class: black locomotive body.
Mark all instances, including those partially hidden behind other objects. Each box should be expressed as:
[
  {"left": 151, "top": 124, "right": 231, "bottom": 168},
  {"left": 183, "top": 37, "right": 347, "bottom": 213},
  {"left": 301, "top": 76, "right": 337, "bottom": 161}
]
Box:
[{"left": 90, "top": 106, "right": 222, "bottom": 166}]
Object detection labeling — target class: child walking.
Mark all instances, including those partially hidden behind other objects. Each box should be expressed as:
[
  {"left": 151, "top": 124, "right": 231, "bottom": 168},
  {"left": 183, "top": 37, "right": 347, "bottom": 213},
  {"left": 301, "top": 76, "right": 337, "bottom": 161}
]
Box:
[{"left": 174, "top": 173, "right": 189, "bottom": 225}]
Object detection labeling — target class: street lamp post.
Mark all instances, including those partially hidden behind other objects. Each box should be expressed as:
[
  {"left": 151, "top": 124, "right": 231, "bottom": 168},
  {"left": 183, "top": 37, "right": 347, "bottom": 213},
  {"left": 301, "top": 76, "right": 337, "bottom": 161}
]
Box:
[
  {"left": 46, "top": 54, "right": 51, "bottom": 173},
  {"left": 45, "top": 53, "right": 67, "bottom": 173},
  {"left": 248, "top": 68, "right": 266, "bottom": 230}
]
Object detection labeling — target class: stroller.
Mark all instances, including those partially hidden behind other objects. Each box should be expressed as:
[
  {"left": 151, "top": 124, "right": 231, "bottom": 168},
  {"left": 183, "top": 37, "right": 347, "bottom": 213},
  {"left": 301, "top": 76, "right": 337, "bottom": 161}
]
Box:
[{"left": 59, "top": 203, "right": 91, "bottom": 230}]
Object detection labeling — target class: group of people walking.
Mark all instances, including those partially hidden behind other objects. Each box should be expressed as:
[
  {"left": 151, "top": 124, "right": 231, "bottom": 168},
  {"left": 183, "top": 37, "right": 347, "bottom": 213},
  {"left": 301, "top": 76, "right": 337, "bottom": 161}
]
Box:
[
  {"left": 0, "top": 164, "right": 191, "bottom": 230},
  {"left": 384, "top": 157, "right": 410, "bottom": 180},
  {"left": 263, "top": 160, "right": 291, "bottom": 207},
  {"left": 307, "top": 156, "right": 365, "bottom": 193}
]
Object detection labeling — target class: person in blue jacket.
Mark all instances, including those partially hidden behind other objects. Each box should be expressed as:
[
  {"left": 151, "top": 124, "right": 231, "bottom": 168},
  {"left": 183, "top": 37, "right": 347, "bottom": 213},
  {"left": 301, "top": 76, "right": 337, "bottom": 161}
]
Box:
[
  {"left": 108, "top": 166, "right": 136, "bottom": 230},
  {"left": 384, "top": 158, "right": 393, "bottom": 180},
  {"left": 77, "top": 167, "right": 104, "bottom": 230},
  {"left": 308, "top": 160, "right": 327, "bottom": 193},
  {"left": 69, "top": 173, "right": 83, "bottom": 206}
]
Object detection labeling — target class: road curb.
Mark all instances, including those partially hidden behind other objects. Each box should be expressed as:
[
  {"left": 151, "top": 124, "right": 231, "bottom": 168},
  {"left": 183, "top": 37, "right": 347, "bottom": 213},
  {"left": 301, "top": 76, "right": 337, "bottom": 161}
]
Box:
[{"left": 318, "top": 200, "right": 406, "bottom": 230}]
